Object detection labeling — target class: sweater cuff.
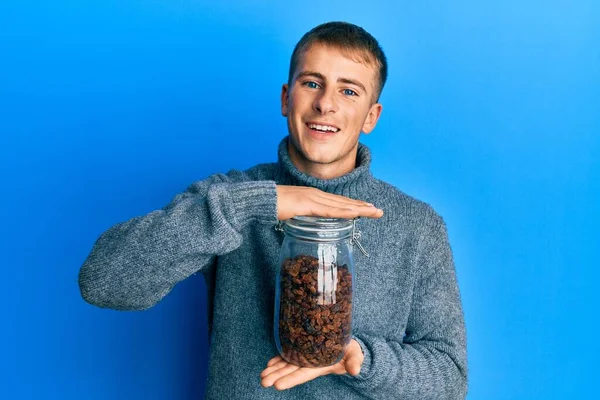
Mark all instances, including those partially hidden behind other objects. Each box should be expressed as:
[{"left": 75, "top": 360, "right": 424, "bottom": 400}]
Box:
[{"left": 229, "top": 181, "right": 278, "bottom": 228}]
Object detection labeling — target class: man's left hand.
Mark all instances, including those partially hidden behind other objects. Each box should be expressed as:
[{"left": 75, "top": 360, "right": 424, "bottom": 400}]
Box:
[{"left": 260, "top": 339, "right": 364, "bottom": 391}]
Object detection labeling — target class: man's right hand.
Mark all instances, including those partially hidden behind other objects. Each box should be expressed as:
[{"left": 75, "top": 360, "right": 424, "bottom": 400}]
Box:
[{"left": 276, "top": 185, "right": 384, "bottom": 221}]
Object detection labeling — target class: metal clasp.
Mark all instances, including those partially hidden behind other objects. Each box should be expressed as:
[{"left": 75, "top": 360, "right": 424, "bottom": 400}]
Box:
[
  {"left": 351, "top": 218, "right": 369, "bottom": 258},
  {"left": 275, "top": 220, "right": 284, "bottom": 232}
]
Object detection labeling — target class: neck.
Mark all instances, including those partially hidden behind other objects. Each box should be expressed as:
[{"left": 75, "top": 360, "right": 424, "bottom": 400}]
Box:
[
  {"left": 287, "top": 141, "right": 358, "bottom": 180},
  {"left": 276, "top": 136, "right": 376, "bottom": 197}
]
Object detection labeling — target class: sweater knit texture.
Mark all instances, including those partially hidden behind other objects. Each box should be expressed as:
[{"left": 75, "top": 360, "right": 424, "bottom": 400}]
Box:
[{"left": 79, "top": 136, "right": 468, "bottom": 399}]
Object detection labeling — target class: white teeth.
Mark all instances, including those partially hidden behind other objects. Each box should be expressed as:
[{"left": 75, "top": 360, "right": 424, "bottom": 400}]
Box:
[{"left": 309, "top": 123, "right": 338, "bottom": 132}]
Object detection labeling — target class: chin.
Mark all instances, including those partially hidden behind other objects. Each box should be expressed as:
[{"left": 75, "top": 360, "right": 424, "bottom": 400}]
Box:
[
  {"left": 290, "top": 133, "right": 344, "bottom": 165},
  {"left": 301, "top": 149, "right": 340, "bottom": 165},
  {"left": 306, "top": 156, "right": 336, "bottom": 165}
]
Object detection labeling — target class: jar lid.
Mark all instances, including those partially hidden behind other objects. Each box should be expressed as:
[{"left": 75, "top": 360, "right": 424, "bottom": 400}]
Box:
[{"left": 283, "top": 216, "right": 354, "bottom": 241}]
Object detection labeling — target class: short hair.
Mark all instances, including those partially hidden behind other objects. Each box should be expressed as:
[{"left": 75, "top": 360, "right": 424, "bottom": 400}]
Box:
[{"left": 288, "top": 21, "right": 388, "bottom": 102}]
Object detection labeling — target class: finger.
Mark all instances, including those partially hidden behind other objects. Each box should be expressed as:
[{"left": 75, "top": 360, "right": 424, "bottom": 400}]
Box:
[
  {"left": 310, "top": 201, "right": 384, "bottom": 219},
  {"left": 267, "top": 356, "right": 283, "bottom": 367},
  {"left": 313, "top": 195, "right": 376, "bottom": 210},
  {"left": 308, "top": 203, "right": 361, "bottom": 219},
  {"left": 272, "top": 366, "right": 329, "bottom": 391},
  {"left": 360, "top": 206, "right": 384, "bottom": 219},
  {"left": 315, "top": 191, "right": 375, "bottom": 207},
  {"left": 326, "top": 205, "right": 383, "bottom": 219},
  {"left": 344, "top": 353, "right": 362, "bottom": 376},
  {"left": 346, "top": 205, "right": 383, "bottom": 219},
  {"left": 260, "top": 359, "right": 288, "bottom": 378},
  {"left": 310, "top": 195, "right": 383, "bottom": 217},
  {"left": 285, "top": 185, "right": 371, "bottom": 207},
  {"left": 261, "top": 364, "right": 301, "bottom": 388}
]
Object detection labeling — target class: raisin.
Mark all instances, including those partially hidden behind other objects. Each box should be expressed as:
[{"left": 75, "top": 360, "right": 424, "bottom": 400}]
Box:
[{"left": 278, "top": 254, "right": 353, "bottom": 367}]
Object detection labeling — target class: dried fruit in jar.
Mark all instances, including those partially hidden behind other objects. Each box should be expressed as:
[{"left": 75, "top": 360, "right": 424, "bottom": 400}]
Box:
[{"left": 278, "top": 254, "right": 353, "bottom": 367}]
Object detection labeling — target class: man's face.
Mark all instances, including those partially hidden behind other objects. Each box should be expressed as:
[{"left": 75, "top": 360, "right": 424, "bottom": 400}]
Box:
[{"left": 281, "top": 43, "right": 382, "bottom": 175}]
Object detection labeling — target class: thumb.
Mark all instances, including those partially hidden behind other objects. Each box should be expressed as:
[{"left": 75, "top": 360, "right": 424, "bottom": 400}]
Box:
[{"left": 345, "top": 351, "right": 363, "bottom": 376}]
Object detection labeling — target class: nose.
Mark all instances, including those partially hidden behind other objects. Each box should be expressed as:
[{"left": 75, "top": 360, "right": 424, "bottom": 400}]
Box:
[{"left": 313, "top": 87, "right": 337, "bottom": 115}]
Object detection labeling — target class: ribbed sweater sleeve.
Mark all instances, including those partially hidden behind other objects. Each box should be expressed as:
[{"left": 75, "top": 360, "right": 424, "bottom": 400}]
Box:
[
  {"left": 340, "top": 212, "right": 468, "bottom": 399},
  {"left": 78, "top": 172, "right": 278, "bottom": 311}
]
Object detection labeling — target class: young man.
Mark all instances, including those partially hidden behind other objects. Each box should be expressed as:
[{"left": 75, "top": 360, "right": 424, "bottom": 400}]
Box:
[{"left": 79, "top": 22, "right": 467, "bottom": 399}]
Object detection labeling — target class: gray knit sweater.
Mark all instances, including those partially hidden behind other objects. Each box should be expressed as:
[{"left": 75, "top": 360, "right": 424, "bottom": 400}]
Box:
[{"left": 79, "top": 137, "right": 467, "bottom": 399}]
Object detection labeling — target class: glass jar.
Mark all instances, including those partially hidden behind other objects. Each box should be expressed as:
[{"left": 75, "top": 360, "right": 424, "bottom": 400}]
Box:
[{"left": 274, "top": 217, "right": 366, "bottom": 368}]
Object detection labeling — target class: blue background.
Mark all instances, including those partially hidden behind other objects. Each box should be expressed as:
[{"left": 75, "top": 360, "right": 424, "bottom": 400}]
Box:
[{"left": 1, "top": 1, "right": 598, "bottom": 399}]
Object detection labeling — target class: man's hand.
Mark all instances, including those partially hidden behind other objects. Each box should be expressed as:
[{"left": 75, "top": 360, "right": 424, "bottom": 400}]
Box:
[
  {"left": 260, "top": 339, "right": 364, "bottom": 391},
  {"left": 276, "top": 185, "right": 383, "bottom": 221}
]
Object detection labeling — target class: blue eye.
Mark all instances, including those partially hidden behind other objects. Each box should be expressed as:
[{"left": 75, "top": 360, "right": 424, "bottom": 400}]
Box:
[
  {"left": 304, "top": 81, "right": 320, "bottom": 89},
  {"left": 343, "top": 89, "right": 357, "bottom": 96}
]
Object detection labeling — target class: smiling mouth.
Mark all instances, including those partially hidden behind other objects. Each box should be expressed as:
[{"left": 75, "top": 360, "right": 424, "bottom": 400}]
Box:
[{"left": 306, "top": 123, "right": 340, "bottom": 133}]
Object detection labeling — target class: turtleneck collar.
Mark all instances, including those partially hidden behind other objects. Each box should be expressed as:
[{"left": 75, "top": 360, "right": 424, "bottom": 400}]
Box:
[{"left": 275, "top": 136, "right": 378, "bottom": 198}]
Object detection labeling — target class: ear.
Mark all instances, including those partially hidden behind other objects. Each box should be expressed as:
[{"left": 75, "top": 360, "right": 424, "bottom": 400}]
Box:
[
  {"left": 281, "top": 84, "right": 289, "bottom": 117},
  {"left": 362, "top": 103, "right": 383, "bottom": 134}
]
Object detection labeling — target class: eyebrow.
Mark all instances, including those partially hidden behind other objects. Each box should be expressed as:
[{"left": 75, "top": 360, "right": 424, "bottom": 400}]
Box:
[{"left": 297, "top": 71, "right": 368, "bottom": 94}]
